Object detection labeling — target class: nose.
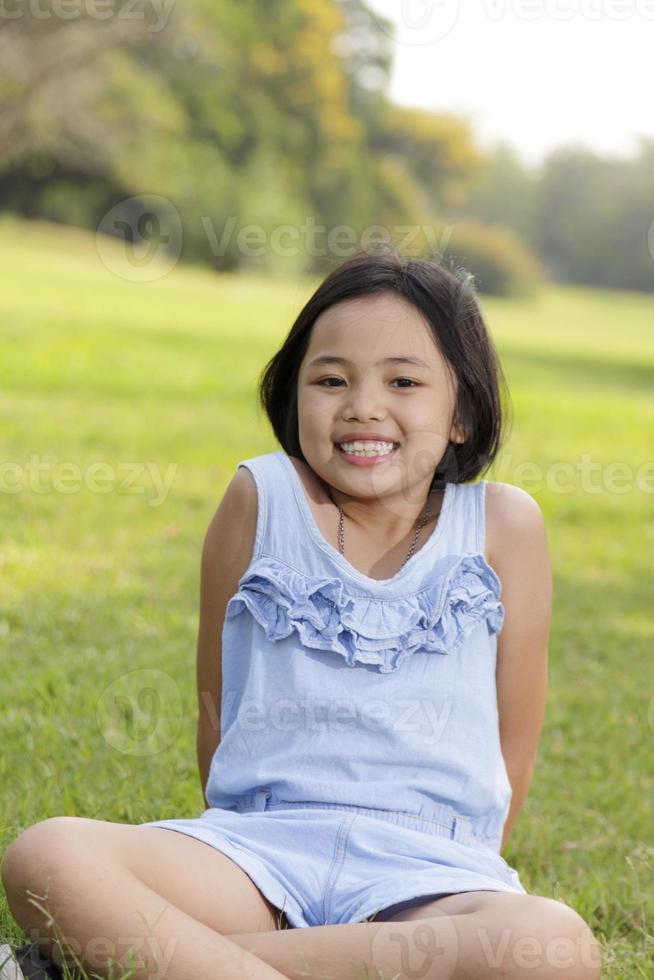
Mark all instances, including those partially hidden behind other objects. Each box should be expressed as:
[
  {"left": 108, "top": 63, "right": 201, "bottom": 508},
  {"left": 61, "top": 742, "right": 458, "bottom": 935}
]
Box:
[{"left": 342, "top": 380, "right": 387, "bottom": 421}]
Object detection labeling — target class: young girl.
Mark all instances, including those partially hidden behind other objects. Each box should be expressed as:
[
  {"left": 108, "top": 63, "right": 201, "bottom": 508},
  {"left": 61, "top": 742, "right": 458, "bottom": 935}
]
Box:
[{"left": 1, "top": 251, "right": 601, "bottom": 980}]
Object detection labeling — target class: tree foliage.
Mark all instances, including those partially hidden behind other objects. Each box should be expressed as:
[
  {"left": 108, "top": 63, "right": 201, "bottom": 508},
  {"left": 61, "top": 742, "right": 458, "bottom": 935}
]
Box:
[{"left": 1, "top": 1, "right": 648, "bottom": 293}]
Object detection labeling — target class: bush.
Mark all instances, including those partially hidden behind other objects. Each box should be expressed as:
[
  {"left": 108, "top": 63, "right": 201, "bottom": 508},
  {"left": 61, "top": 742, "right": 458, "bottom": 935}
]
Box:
[{"left": 430, "top": 218, "right": 545, "bottom": 298}]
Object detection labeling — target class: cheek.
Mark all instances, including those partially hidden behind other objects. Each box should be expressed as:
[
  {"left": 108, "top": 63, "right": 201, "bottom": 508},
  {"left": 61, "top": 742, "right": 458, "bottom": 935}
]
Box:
[
  {"left": 403, "top": 426, "right": 452, "bottom": 466},
  {"left": 413, "top": 403, "right": 453, "bottom": 432},
  {"left": 297, "top": 392, "right": 329, "bottom": 428}
]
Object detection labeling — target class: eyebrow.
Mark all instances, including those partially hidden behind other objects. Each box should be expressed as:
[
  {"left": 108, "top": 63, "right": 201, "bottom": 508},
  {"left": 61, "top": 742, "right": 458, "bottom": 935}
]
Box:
[{"left": 307, "top": 355, "right": 431, "bottom": 369}]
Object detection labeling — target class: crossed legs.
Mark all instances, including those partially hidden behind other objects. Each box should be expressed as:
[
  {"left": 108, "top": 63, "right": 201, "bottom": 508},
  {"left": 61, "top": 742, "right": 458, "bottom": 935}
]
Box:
[
  {"left": 228, "top": 891, "right": 603, "bottom": 979},
  {"left": 1, "top": 816, "right": 602, "bottom": 979}
]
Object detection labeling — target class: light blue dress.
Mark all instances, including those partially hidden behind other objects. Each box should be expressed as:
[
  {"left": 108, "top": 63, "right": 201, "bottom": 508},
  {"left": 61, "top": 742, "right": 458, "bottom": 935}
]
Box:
[{"left": 140, "top": 450, "right": 528, "bottom": 927}]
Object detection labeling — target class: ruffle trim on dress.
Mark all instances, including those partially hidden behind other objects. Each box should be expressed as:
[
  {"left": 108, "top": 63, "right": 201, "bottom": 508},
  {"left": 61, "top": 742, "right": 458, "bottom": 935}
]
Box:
[{"left": 226, "top": 553, "right": 505, "bottom": 673}]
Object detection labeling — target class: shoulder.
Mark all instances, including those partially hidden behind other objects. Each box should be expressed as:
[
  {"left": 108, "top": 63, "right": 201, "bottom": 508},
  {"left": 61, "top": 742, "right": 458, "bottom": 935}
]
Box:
[
  {"left": 203, "top": 465, "right": 258, "bottom": 571},
  {"left": 485, "top": 481, "right": 553, "bottom": 666},
  {"left": 484, "top": 481, "right": 548, "bottom": 569},
  {"left": 220, "top": 464, "right": 258, "bottom": 511}
]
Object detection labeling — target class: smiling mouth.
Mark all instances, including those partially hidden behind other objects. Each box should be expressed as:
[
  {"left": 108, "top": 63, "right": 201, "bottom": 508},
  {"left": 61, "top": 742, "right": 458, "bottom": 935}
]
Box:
[{"left": 335, "top": 442, "right": 400, "bottom": 455}]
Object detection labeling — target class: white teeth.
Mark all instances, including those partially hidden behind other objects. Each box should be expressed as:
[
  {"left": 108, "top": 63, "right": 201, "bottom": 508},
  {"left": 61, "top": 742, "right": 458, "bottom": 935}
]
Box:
[{"left": 339, "top": 440, "right": 396, "bottom": 456}]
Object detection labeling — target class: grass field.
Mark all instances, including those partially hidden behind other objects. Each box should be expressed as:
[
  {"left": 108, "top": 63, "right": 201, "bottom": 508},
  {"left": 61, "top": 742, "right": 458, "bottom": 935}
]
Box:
[{"left": 0, "top": 214, "right": 652, "bottom": 977}]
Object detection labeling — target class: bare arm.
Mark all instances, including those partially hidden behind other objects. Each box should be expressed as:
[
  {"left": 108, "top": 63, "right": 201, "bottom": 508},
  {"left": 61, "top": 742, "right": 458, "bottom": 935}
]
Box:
[
  {"left": 487, "top": 482, "right": 553, "bottom": 853},
  {"left": 196, "top": 465, "right": 259, "bottom": 809}
]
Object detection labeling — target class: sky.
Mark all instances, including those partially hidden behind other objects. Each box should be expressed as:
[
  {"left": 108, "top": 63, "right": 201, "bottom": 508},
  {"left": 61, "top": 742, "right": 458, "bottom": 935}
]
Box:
[{"left": 364, "top": 0, "right": 652, "bottom": 169}]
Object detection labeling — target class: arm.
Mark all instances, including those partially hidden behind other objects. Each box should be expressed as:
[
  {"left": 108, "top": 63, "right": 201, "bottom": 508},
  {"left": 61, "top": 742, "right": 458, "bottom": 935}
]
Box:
[
  {"left": 486, "top": 482, "right": 553, "bottom": 853},
  {"left": 196, "top": 465, "right": 259, "bottom": 809}
]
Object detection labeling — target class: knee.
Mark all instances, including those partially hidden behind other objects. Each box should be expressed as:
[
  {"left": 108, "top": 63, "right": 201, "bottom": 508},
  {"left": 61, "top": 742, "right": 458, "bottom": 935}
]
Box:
[
  {"left": 1, "top": 817, "right": 86, "bottom": 904},
  {"left": 512, "top": 897, "right": 602, "bottom": 979}
]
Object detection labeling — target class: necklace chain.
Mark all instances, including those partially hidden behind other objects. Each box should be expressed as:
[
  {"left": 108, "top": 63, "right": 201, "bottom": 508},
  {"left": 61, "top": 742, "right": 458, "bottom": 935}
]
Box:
[{"left": 335, "top": 493, "right": 434, "bottom": 568}]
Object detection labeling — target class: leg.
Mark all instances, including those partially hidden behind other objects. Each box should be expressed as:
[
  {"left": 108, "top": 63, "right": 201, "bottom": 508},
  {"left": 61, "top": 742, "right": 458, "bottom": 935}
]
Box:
[
  {"left": 226, "top": 892, "right": 603, "bottom": 979},
  {"left": 1, "top": 816, "right": 289, "bottom": 979}
]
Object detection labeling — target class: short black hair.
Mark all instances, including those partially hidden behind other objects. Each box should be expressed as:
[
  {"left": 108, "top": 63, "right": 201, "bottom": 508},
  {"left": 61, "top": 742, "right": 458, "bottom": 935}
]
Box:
[{"left": 257, "top": 249, "right": 512, "bottom": 486}]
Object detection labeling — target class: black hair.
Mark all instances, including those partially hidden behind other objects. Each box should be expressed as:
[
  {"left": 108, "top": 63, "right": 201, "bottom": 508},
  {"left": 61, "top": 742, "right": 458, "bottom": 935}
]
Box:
[{"left": 257, "top": 248, "right": 512, "bottom": 487}]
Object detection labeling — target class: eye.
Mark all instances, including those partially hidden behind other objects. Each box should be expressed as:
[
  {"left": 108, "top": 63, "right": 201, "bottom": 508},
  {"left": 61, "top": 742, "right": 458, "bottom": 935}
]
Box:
[{"left": 314, "top": 378, "right": 419, "bottom": 388}]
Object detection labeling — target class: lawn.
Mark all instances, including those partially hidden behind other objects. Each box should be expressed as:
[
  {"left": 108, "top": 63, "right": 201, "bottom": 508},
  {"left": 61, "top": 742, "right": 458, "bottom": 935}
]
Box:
[{"left": 0, "top": 214, "right": 652, "bottom": 977}]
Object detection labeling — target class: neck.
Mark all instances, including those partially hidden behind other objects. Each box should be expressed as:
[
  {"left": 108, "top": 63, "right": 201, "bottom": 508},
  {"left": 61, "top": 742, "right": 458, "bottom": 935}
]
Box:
[{"left": 325, "top": 485, "right": 439, "bottom": 539}]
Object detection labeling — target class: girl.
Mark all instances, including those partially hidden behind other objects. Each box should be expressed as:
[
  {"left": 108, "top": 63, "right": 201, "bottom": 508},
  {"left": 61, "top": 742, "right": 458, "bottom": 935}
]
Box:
[{"left": 1, "top": 251, "right": 601, "bottom": 980}]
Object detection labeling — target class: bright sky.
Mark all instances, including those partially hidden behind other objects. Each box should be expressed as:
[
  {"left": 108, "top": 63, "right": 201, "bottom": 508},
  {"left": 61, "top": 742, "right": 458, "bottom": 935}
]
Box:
[{"left": 364, "top": 0, "right": 653, "bottom": 169}]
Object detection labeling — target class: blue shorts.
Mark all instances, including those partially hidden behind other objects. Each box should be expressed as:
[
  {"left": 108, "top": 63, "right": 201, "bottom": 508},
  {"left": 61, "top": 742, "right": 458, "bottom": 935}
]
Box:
[{"left": 140, "top": 800, "right": 527, "bottom": 929}]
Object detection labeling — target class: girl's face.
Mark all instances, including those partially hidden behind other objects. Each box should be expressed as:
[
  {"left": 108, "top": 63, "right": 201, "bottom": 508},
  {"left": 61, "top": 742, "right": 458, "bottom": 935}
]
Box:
[{"left": 296, "top": 292, "right": 466, "bottom": 512}]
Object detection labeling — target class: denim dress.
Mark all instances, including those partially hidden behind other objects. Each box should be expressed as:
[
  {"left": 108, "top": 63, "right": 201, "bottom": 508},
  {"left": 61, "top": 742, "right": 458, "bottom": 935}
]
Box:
[{"left": 139, "top": 450, "right": 528, "bottom": 928}]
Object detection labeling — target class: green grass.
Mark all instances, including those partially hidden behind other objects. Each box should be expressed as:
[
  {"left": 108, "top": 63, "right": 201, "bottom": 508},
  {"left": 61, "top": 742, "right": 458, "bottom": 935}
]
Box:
[{"left": 0, "top": 214, "right": 652, "bottom": 977}]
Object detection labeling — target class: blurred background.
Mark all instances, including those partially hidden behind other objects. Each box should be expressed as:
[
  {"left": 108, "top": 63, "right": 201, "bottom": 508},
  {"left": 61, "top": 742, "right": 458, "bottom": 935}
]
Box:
[
  {"left": 1, "top": 3, "right": 652, "bottom": 976},
  {"left": 2, "top": 0, "right": 653, "bottom": 293}
]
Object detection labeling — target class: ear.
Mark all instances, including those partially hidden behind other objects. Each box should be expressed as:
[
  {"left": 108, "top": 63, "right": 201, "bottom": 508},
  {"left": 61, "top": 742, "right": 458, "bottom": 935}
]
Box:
[{"left": 449, "top": 422, "right": 466, "bottom": 445}]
